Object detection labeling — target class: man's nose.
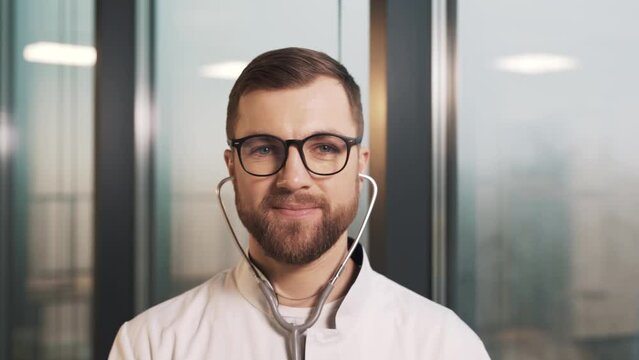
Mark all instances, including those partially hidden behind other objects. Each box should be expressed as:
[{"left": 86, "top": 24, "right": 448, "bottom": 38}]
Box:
[{"left": 275, "top": 145, "right": 313, "bottom": 190}]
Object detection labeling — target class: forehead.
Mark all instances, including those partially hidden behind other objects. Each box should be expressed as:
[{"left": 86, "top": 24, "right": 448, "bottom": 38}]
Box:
[{"left": 234, "top": 76, "right": 357, "bottom": 139}]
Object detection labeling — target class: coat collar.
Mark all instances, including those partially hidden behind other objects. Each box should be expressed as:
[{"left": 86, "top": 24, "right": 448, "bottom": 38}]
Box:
[{"left": 232, "top": 242, "right": 375, "bottom": 330}]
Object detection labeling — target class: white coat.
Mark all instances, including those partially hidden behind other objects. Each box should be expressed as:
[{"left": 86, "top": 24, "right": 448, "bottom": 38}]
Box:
[{"left": 109, "top": 244, "right": 491, "bottom": 359}]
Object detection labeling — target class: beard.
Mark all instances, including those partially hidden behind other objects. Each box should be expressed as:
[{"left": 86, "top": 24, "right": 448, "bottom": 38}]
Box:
[{"left": 235, "top": 183, "right": 359, "bottom": 265}]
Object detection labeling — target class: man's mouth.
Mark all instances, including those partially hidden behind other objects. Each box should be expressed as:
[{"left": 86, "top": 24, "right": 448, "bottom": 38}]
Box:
[{"left": 270, "top": 203, "right": 322, "bottom": 218}]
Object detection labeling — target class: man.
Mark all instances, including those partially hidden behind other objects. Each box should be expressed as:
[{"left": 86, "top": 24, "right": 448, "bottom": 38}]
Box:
[{"left": 109, "top": 47, "right": 490, "bottom": 359}]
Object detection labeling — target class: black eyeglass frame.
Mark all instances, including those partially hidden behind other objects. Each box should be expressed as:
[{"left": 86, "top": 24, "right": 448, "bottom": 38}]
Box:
[{"left": 228, "top": 133, "right": 363, "bottom": 177}]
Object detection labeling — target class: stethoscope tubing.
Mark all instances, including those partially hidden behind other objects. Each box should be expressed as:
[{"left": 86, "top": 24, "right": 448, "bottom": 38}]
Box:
[{"left": 216, "top": 174, "right": 378, "bottom": 360}]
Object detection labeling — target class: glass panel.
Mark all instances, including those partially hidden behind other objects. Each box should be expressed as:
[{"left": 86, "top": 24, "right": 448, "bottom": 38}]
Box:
[
  {"left": 152, "top": 0, "right": 370, "bottom": 302},
  {"left": 2, "top": 0, "right": 95, "bottom": 359},
  {"left": 454, "top": 1, "right": 639, "bottom": 359}
]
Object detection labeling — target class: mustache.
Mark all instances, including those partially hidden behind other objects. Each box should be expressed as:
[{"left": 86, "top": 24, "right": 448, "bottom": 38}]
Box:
[{"left": 261, "top": 191, "right": 328, "bottom": 210}]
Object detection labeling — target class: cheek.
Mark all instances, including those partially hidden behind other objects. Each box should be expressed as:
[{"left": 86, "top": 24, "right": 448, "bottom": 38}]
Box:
[
  {"left": 236, "top": 176, "right": 270, "bottom": 207},
  {"left": 324, "top": 173, "right": 359, "bottom": 207}
]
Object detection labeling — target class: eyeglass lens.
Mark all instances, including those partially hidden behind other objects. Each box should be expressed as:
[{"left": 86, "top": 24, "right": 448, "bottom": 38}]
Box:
[{"left": 239, "top": 135, "right": 350, "bottom": 175}]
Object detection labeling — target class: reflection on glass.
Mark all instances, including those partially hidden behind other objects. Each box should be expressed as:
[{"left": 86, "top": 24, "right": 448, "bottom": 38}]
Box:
[
  {"left": 3, "top": 0, "right": 95, "bottom": 359},
  {"left": 152, "top": 0, "right": 369, "bottom": 303},
  {"left": 455, "top": 1, "right": 639, "bottom": 359},
  {"left": 22, "top": 42, "right": 96, "bottom": 67}
]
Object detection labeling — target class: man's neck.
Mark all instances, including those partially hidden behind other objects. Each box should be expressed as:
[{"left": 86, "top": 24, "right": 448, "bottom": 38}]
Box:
[{"left": 248, "top": 234, "right": 357, "bottom": 307}]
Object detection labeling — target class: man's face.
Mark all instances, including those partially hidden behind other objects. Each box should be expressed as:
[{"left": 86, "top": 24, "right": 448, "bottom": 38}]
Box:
[{"left": 224, "top": 76, "right": 369, "bottom": 265}]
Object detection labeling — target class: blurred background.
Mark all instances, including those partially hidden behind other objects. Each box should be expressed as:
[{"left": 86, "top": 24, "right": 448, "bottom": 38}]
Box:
[{"left": 0, "top": 0, "right": 637, "bottom": 359}]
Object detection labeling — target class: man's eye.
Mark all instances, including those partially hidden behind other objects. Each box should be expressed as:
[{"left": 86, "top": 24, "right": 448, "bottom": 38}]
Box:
[
  {"left": 250, "top": 146, "right": 272, "bottom": 155},
  {"left": 316, "top": 144, "right": 338, "bottom": 153}
]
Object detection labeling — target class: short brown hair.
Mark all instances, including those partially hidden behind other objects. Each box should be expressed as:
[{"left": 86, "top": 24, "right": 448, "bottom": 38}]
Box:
[{"left": 226, "top": 47, "right": 363, "bottom": 138}]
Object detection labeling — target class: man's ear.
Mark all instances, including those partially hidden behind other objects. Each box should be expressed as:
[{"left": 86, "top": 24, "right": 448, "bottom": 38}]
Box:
[
  {"left": 358, "top": 147, "right": 370, "bottom": 174},
  {"left": 357, "top": 147, "right": 370, "bottom": 190},
  {"left": 224, "top": 149, "right": 235, "bottom": 177}
]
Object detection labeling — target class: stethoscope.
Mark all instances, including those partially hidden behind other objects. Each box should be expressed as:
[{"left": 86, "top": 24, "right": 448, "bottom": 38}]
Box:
[{"left": 215, "top": 174, "right": 378, "bottom": 360}]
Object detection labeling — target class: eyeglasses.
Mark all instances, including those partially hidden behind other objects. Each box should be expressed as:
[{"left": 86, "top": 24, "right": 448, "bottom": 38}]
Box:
[{"left": 228, "top": 133, "right": 362, "bottom": 176}]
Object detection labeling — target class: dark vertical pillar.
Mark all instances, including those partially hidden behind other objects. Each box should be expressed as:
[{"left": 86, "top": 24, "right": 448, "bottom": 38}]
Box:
[
  {"left": 93, "top": 0, "right": 136, "bottom": 358},
  {"left": 0, "top": 0, "right": 13, "bottom": 358},
  {"left": 369, "top": 0, "right": 433, "bottom": 298}
]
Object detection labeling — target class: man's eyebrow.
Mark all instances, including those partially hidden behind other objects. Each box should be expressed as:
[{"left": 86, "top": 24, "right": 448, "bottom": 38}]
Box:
[
  {"left": 233, "top": 131, "right": 267, "bottom": 138},
  {"left": 305, "top": 129, "right": 353, "bottom": 137},
  {"left": 234, "top": 129, "right": 356, "bottom": 139}
]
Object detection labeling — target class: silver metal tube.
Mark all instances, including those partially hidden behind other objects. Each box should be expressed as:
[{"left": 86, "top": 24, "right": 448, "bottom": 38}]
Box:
[
  {"left": 216, "top": 176, "right": 263, "bottom": 281},
  {"left": 330, "top": 174, "right": 378, "bottom": 283},
  {"left": 134, "top": 0, "right": 154, "bottom": 313},
  {"left": 431, "top": 0, "right": 456, "bottom": 306}
]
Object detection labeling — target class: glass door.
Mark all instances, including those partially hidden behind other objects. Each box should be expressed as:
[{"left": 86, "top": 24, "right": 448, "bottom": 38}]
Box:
[
  {"left": 454, "top": 1, "right": 639, "bottom": 358},
  {"left": 1, "top": 0, "right": 95, "bottom": 359}
]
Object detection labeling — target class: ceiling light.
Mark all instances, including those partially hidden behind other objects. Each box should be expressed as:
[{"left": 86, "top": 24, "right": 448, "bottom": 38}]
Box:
[
  {"left": 495, "top": 53, "right": 578, "bottom": 75},
  {"left": 23, "top": 42, "right": 96, "bottom": 67},
  {"left": 199, "top": 61, "right": 248, "bottom": 80}
]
